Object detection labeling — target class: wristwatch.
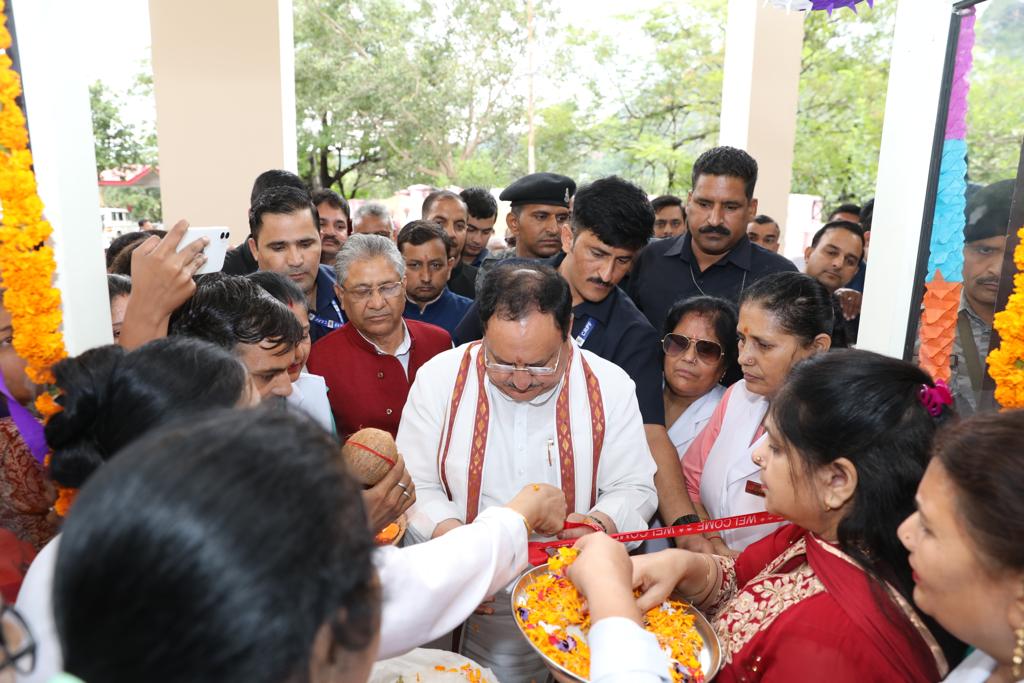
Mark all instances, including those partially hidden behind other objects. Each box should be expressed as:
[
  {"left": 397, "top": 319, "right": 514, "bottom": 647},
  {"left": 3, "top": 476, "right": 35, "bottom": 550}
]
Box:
[{"left": 671, "top": 513, "right": 702, "bottom": 527}]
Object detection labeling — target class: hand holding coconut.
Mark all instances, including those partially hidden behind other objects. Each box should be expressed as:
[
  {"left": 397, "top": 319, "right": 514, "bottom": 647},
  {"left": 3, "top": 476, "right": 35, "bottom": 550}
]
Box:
[{"left": 342, "top": 428, "right": 416, "bottom": 533}]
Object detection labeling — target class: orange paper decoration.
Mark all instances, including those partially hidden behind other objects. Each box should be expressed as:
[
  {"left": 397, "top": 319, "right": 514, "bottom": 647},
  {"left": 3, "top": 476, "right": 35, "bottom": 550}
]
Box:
[{"left": 917, "top": 271, "right": 961, "bottom": 383}]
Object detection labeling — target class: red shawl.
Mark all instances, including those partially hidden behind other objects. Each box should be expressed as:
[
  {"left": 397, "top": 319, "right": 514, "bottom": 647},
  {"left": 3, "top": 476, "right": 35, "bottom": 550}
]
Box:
[{"left": 714, "top": 525, "right": 946, "bottom": 683}]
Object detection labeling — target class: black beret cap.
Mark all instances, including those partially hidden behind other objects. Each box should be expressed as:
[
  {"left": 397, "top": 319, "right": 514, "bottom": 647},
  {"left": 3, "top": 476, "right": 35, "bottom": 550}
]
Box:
[
  {"left": 499, "top": 172, "right": 576, "bottom": 208},
  {"left": 964, "top": 179, "right": 1014, "bottom": 243}
]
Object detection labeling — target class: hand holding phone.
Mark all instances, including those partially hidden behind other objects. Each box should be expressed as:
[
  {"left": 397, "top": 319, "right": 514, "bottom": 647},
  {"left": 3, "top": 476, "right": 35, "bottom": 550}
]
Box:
[{"left": 175, "top": 227, "right": 232, "bottom": 275}]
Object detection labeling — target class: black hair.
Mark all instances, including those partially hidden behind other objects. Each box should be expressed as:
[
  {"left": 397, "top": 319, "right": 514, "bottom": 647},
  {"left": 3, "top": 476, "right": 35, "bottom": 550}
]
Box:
[
  {"left": 247, "top": 270, "right": 306, "bottom": 308},
  {"left": 249, "top": 169, "right": 308, "bottom": 205},
  {"left": 751, "top": 214, "right": 777, "bottom": 226},
  {"left": 397, "top": 220, "right": 454, "bottom": 253},
  {"left": 477, "top": 263, "right": 572, "bottom": 339},
  {"left": 964, "top": 179, "right": 1014, "bottom": 244},
  {"left": 860, "top": 198, "right": 874, "bottom": 232},
  {"left": 106, "top": 230, "right": 166, "bottom": 271},
  {"left": 248, "top": 186, "right": 319, "bottom": 243},
  {"left": 421, "top": 190, "right": 466, "bottom": 217},
  {"left": 55, "top": 408, "right": 377, "bottom": 683},
  {"left": 106, "top": 274, "right": 131, "bottom": 304},
  {"left": 768, "top": 350, "right": 957, "bottom": 659},
  {"left": 45, "top": 337, "right": 248, "bottom": 488},
  {"left": 934, "top": 410, "right": 1024, "bottom": 573},
  {"left": 169, "top": 274, "right": 303, "bottom": 353},
  {"left": 311, "top": 188, "right": 351, "bottom": 221},
  {"left": 460, "top": 187, "right": 498, "bottom": 220},
  {"left": 691, "top": 146, "right": 758, "bottom": 200},
  {"left": 571, "top": 176, "right": 654, "bottom": 252},
  {"left": 809, "top": 220, "right": 866, "bottom": 248},
  {"left": 651, "top": 194, "right": 684, "bottom": 213},
  {"left": 663, "top": 296, "right": 741, "bottom": 386},
  {"left": 136, "top": 218, "right": 149, "bottom": 227},
  {"left": 106, "top": 232, "right": 149, "bottom": 269},
  {"left": 828, "top": 203, "right": 861, "bottom": 220},
  {"left": 740, "top": 271, "right": 834, "bottom": 342}
]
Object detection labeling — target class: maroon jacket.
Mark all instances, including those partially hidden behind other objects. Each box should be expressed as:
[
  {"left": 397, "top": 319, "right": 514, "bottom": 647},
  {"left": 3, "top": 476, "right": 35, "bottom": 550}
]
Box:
[{"left": 306, "top": 320, "right": 451, "bottom": 439}]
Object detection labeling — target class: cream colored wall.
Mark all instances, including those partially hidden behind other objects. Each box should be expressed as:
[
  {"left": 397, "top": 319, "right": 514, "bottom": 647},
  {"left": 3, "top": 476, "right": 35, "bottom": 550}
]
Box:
[
  {"left": 149, "top": 0, "right": 297, "bottom": 245},
  {"left": 719, "top": 0, "right": 805, "bottom": 245}
]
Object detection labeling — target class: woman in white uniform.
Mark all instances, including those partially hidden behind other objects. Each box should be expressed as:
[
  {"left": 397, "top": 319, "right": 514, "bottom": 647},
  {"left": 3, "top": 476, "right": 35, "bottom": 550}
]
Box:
[
  {"left": 682, "top": 272, "right": 833, "bottom": 553},
  {"left": 900, "top": 411, "right": 1024, "bottom": 683}
]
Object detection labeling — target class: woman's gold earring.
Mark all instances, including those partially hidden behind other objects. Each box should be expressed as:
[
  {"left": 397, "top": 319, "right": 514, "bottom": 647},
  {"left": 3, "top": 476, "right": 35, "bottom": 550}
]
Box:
[{"left": 1013, "top": 623, "right": 1024, "bottom": 678}]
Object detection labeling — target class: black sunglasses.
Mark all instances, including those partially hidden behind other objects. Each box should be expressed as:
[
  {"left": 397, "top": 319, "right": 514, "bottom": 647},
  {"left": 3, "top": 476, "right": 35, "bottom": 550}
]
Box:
[
  {"left": 0, "top": 601, "right": 36, "bottom": 675},
  {"left": 661, "top": 333, "right": 724, "bottom": 364}
]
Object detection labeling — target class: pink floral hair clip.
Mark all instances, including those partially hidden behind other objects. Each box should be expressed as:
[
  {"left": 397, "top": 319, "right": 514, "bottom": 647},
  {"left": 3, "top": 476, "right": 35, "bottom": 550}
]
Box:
[{"left": 919, "top": 379, "right": 953, "bottom": 417}]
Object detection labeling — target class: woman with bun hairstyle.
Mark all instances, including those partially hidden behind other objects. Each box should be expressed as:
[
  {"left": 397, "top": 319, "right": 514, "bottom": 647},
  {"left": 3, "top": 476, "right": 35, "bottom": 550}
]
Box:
[
  {"left": 17, "top": 336, "right": 256, "bottom": 683},
  {"left": 572, "top": 350, "right": 962, "bottom": 682},
  {"left": 901, "top": 411, "right": 1024, "bottom": 682}
]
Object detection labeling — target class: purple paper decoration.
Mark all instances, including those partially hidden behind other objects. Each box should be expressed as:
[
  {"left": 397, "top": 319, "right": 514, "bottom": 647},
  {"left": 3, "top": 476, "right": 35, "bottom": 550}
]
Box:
[
  {"left": 926, "top": 8, "right": 976, "bottom": 284},
  {"left": 945, "top": 10, "right": 976, "bottom": 140},
  {"left": 810, "top": 0, "right": 874, "bottom": 12}
]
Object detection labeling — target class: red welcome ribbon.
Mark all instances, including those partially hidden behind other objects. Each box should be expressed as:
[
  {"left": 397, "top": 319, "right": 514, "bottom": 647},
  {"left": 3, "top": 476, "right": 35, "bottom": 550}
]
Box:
[{"left": 527, "top": 511, "right": 784, "bottom": 566}]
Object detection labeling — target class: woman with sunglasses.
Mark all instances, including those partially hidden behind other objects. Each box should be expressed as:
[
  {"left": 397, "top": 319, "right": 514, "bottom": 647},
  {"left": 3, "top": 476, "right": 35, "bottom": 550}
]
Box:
[
  {"left": 661, "top": 296, "right": 739, "bottom": 459},
  {"left": 682, "top": 272, "right": 833, "bottom": 553}
]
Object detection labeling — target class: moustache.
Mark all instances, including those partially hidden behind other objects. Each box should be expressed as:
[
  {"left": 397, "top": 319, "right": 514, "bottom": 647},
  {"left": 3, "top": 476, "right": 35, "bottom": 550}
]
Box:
[
  {"left": 976, "top": 276, "right": 1000, "bottom": 287},
  {"left": 587, "top": 277, "right": 613, "bottom": 288},
  {"left": 698, "top": 225, "right": 731, "bottom": 237},
  {"left": 321, "top": 236, "right": 341, "bottom": 246}
]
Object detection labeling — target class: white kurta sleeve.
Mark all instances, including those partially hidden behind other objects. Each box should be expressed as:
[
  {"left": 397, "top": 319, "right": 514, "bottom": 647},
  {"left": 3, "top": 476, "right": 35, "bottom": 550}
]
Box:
[
  {"left": 374, "top": 506, "right": 529, "bottom": 659},
  {"left": 589, "top": 373, "right": 658, "bottom": 537},
  {"left": 397, "top": 354, "right": 464, "bottom": 539},
  {"left": 588, "top": 617, "right": 672, "bottom": 683}
]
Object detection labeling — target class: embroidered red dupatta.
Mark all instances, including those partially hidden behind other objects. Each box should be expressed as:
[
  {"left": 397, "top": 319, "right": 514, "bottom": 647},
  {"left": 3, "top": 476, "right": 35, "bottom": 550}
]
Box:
[
  {"left": 715, "top": 525, "right": 946, "bottom": 683},
  {"left": 805, "top": 532, "right": 946, "bottom": 682}
]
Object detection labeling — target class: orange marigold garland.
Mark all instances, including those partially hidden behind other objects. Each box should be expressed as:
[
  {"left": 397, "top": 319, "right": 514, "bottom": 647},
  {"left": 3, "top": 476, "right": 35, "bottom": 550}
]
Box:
[
  {"left": 0, "top": 1, "right": 71, "bottom": 509},
  {"left": 0, "top": 0, "right": 66, "bottom": 390},
  {"left": 986, "top": 225, "right": 1024, "bottom": 409}
]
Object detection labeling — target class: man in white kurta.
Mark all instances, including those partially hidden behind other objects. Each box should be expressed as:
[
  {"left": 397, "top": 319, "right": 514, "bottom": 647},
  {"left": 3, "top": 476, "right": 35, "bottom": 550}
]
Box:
[{"left": 397, "top": 263, "right": 657, "bottom": 683}]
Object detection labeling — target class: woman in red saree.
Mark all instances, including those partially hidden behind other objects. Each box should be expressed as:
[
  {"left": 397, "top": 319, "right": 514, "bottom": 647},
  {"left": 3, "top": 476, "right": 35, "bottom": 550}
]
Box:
[{"left": 577, "top": 349, "right": 964, "bottom": 682}]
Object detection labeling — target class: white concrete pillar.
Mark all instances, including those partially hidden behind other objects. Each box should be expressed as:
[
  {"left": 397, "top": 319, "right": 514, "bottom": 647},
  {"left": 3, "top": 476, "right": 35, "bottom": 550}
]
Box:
[
  {"left": 719, "top": 0, "right": 805, "bottom": 234},
  {"left": 15, "top": 0, "right": 113, "bottom": 354},
  {"left": 149, "top": 0, "right": 296, "bottom": 244},
  {"left": 857, "top": 0, "right": 953, "bottom": 358}
]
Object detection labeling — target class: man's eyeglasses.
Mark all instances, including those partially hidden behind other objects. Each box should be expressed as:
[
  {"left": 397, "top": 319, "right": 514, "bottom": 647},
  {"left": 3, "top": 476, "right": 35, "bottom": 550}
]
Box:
[
  {"left": 1, "top": 602, "right": 36, "bottom": 675},
  {"left": 661, "top": 333, "right": 724, "bottom": 364},
  {"left": 483, "top": 344, "right": 562, "bottom": 377},
  {"left": 341, "top": 281, "right": 403, "bottom": 302}
]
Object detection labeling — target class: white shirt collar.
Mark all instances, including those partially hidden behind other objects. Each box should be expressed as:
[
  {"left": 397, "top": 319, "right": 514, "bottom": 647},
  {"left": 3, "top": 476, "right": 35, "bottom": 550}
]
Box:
[{"left": 358, "top": 321, "right": 412, "bottom": 358}]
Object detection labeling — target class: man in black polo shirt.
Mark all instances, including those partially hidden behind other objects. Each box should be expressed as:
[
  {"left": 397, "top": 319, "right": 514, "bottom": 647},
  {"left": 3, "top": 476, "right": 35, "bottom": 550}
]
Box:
[
  {"left": 628, "top": 146, "right": 796, "bottom": 330},
  {"left": 455, "top": 176, "right": 708, "bottom": 548}
]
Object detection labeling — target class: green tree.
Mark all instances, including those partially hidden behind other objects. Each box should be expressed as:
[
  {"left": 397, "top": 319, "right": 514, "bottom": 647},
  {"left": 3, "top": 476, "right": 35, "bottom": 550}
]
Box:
[
  {"left": 966, "top": 0, "right": 1024, "bottom": 186},
  {"left": 536, "top": 1, "right": 726, "bottom": 194},
  {"left": 89, "top": 81, "right": 154, "bottom": 178},
  {"left": 790, "top": 2, "right": 896, "bottom": 205},
  {"left": 294, "top": 0, "right": 534, "bottom": 197}
]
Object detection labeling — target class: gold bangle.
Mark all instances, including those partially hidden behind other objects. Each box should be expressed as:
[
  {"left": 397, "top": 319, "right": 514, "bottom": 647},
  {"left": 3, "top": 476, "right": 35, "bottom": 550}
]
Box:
[{"left": 695, "top": 554, "right": 717, "bottom": 604}]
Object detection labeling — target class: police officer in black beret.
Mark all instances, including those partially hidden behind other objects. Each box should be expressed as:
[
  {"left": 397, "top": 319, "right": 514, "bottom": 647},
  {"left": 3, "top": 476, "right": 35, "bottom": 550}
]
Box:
[{"left": 499, "top": 172, "right": 576, "bottom": 259}]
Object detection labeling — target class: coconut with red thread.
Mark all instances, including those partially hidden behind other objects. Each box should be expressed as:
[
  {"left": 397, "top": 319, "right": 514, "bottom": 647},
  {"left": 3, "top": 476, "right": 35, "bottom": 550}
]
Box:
[{"left": 342, "top": 428, "right": 398, "bottom": 486}]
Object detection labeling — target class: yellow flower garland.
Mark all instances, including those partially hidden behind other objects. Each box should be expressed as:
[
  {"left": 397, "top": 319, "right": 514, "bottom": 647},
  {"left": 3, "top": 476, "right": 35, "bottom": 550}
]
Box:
[
  {"left": 987, "top": 225, "right": 1024, "bottom": 409},
  {"left": 0, "top": 0, "right": 67, "bottom": 393},
  {"left": 0, "top": 1, "right": 71, "bottom": 512}
]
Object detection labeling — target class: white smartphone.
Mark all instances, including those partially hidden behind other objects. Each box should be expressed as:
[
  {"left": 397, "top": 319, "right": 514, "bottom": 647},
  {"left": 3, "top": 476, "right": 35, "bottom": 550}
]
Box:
[{"left": 175, "top": 226, "right": 232, "bottom": 275}]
